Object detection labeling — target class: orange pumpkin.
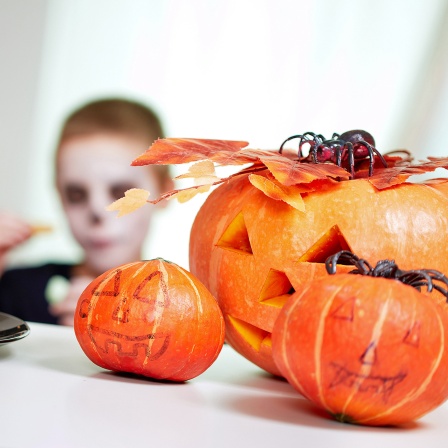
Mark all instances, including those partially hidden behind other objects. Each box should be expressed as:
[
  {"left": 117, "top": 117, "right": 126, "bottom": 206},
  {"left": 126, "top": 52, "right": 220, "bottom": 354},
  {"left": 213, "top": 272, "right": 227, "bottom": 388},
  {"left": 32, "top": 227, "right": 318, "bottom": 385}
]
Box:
[
  {"left": 189, "top": 174, "right": 448, "bottom": 375},
  {"left": 271, "top": 261, "right": 448, "bottom": 426},
  {"left": 74, "top": 259, "right": 225, "bottom": 381},
  {"left": 127, "top": 137, "right": 448, "bottom": 376}
]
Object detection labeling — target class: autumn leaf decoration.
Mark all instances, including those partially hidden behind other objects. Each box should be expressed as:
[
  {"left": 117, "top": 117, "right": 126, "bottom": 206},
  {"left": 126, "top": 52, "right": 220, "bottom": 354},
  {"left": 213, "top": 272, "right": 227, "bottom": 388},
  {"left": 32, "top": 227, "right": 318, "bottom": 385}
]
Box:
[
  {"left": 106, "top": 188, "right": 150, "bottom": 217},
  {"left": 107, "top": 137, "right": 448, "bottom": 215}
]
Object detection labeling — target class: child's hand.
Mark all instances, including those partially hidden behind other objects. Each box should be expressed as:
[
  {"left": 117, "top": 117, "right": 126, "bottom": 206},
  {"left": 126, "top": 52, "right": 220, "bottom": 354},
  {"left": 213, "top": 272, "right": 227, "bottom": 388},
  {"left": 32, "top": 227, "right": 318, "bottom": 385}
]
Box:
[
  {"left": 48, "top": 276, "right": 93, "bottom": 326},
  {"left": 0, "top": 212, "right": 32, "bottom": 275}
]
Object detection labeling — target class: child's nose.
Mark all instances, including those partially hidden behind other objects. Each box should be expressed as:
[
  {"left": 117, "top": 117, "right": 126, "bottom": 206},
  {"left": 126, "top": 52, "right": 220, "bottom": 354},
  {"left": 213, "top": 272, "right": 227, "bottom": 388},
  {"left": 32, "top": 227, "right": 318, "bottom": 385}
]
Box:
[{"left": 88, "top": 192, "right": 110, "bottom": 224}]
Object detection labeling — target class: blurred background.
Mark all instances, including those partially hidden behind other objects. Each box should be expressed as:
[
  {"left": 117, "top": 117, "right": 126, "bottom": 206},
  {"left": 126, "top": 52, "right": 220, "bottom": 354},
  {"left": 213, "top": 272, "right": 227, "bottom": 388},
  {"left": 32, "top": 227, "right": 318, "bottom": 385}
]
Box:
[{"left": 1, "top": 0, "right": 448, "bottom": 270}]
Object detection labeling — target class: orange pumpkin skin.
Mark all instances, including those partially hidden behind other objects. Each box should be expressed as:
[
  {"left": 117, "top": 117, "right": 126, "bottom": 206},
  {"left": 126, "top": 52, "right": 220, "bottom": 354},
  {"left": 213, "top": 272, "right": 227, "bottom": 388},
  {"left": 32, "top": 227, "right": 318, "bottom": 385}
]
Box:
[
  {"left": 189, "top": 174, "right": 448, "bottom": 376},
  {"left": 74, "top": 259, "right": 225, "bottom": 381},
  {"left": 271, "top": 274, "right": 448, "bottom": 426}
]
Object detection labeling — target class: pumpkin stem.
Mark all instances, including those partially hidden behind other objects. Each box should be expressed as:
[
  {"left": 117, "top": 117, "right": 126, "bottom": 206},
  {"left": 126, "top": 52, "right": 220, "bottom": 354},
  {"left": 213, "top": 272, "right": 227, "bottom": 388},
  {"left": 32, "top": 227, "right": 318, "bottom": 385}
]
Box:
[{"left": 325, "top": 250, "right": 448, "bottom": 301}]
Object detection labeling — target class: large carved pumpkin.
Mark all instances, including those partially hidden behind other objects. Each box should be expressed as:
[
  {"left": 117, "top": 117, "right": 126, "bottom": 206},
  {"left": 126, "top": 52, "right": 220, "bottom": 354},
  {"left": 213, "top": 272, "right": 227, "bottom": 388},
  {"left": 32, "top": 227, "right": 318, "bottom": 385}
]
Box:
[
  {"left": 128, "top": 137, "right": 448, "bottom": 376},
  {"left": 74, "top": 259, "right": 225, "bottom": 381},
  {"left": 189, "top": 174, "right": 448, "bottom": 375}
]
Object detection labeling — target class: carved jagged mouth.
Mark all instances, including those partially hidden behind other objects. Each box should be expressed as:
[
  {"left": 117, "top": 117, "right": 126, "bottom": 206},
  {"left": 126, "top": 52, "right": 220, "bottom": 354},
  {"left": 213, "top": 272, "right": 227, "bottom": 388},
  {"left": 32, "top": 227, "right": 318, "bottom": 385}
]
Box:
[
  {"left": 329, "top": 362, "right": 407, "bottom": 403},
  {"left": 87, "top": 324, "right": 170, "bottom": 361},
  {"left": 258, "top": 268, "right": 295, "bottom": 308}
]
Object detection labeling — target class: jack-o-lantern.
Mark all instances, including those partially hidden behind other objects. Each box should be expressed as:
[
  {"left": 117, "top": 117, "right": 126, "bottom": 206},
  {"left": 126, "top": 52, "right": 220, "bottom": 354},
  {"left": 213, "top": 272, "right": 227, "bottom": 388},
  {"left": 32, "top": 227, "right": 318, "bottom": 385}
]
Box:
[
  {"left": 74, "top": 259, "right": 225, "bottom": 381},
  {"left": 189, "top": 174, "right": 448, "bottom": 375},
  {"left": 127, "top": 136, "right": 448, "bottom": 376}
]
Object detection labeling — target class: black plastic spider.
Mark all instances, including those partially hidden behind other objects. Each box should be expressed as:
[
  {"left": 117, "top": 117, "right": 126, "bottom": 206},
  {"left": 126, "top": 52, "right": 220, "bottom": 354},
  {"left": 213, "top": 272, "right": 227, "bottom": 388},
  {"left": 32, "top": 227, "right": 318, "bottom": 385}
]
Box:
[
  {"left": 325, "top": 250, "right": 448, "bottom": 301},
  {"left": 279, "top": 130, "right": 388, "bottom": 177}
]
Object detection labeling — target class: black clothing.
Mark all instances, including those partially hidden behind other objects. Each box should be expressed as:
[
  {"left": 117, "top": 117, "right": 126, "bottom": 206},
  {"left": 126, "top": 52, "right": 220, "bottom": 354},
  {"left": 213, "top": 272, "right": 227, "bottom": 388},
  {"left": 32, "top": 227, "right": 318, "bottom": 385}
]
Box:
[{"left": 0, "top": 263, "right": 72, "bottom": 324}]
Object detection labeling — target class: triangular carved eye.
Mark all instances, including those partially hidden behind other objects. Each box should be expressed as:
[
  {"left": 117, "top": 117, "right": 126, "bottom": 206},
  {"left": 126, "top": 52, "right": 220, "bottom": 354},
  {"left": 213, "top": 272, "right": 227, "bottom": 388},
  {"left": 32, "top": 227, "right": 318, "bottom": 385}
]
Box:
[
  {"left": 298, "top": 225, "right": 351, "bottom": 263},
  {"left": 259, "top": 269, "right": 295, "bottom": 308},
  {"left": 216, "top": 211, "right": 253, "bottom": 254}
]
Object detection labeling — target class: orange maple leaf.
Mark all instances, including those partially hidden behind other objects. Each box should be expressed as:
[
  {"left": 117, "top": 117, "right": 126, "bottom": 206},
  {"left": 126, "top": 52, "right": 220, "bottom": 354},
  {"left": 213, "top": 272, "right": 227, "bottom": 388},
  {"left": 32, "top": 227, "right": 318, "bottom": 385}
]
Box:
[
  {"left": 132, "top": 138, "right": 250, "bottom": 166},
  {"left": 248, "top": 173, "right": 309, "bottom": 211}
]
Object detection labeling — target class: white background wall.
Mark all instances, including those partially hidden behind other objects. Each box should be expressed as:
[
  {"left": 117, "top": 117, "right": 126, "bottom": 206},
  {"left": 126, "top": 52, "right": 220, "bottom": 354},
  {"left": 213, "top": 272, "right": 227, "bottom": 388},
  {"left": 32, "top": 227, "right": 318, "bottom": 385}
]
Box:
[{"left": 1, "top": 0, "right": 448, "bottom": 270}]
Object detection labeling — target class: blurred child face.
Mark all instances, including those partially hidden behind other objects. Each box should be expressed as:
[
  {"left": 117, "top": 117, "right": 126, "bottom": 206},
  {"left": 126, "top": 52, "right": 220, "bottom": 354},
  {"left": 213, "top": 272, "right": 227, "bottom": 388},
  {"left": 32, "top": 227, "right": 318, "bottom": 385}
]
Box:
[{"left": 56, "top": 133, "right": 160, "bottom": 276}]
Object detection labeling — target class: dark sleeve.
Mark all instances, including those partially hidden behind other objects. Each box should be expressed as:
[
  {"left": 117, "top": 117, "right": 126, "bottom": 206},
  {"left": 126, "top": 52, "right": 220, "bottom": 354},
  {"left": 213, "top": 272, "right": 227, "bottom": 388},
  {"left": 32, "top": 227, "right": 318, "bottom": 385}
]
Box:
[{"left": 0, "top": 264, "right": 71, "bottom": 325}]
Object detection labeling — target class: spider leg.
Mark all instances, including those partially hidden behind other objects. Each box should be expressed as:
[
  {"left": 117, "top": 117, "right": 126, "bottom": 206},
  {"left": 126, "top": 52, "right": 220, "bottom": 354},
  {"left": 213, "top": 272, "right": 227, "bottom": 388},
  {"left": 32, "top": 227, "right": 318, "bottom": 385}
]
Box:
[
  {"left": 371, "top": 146, "right": 388, "bottom": 168},
  {"left": 303, "top": 132, "right": 324, "bottom": 141},
  {"left": 335, "top": 144, "right": 343, "bottom": 167},
  {"left": 300, "top": 132, "right": 326, "bottom": 146},
  {"left": 325, "top": 250, "right": 373, "bottom": 275},
  {"left": 357, "top": 139, "right": 388, "bottom": 174},
  {"left": 302, "top": 133, "right": 326, "bottom": 161},
  {"left": 368, "top": 148, "right": 375, "bottom": 176},
  {"left": 346, "top": 142, "right": 355, "bottom": 178},
  {"left": 311, "top": 142, "right": 320, "bottom": 163},
  {"left": 279, "top": 134, "right": 308, "bottom": 157},
  {"left": 328, "top": 135, "right": 345, "bottom": 159}
]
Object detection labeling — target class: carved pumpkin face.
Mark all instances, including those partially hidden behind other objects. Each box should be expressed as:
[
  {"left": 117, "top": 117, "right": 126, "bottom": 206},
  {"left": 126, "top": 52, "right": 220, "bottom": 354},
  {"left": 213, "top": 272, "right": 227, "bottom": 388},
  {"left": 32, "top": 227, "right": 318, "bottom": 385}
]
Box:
[
  {"left": 74, "top": 259, "right": 225, "bottom": 381},
  {"left": 189, "top": 174, "right": 448, "bottom": 376},
  {"left": 271, "top": 274, "right": 448, "bottom": 426}
]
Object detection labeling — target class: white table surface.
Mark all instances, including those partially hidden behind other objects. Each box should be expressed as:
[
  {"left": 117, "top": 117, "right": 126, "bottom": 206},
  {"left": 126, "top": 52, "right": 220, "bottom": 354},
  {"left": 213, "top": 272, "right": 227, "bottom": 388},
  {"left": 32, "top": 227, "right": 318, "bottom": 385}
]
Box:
[{"left": 1, "top": 323, "right": 448, "bottom": 448}]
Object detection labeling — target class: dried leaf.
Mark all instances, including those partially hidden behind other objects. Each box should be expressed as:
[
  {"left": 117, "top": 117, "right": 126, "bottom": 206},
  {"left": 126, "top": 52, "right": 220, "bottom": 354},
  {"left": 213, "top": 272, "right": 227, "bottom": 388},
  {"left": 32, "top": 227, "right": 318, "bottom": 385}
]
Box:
[
  {"left": 174, "top": 160, "right": 220, "bottom": 185},
  {"left": 368, "top": 157, "right": 448, "bottom": 189},
  {"left": 106, "top": 188, "right": 150, "bottom": 217},
  {"left": 132, "top": 138, "right": 249, "bottom": 166},
  {"left": 259, "top": 156, "right": 350, "bottom": 185},
  {"left": 169, "top": 184, "right": 212, "bottom": 203},
  {"left": 248, "top": 174, "right": 307, "bottom": 211}
]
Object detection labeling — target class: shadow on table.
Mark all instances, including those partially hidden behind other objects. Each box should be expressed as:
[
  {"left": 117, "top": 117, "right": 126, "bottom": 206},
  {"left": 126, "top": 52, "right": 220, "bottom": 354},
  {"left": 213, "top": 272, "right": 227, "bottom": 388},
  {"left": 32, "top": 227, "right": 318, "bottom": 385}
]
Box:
[
  {"left": 224, "top": 393, "right": 423, "bottom": 432},
  {"left": 37, "top": 353, "right": 190, "bottom": 385},
  {"left": 90, "top": 369, "right": 191, "bottom": 385}
]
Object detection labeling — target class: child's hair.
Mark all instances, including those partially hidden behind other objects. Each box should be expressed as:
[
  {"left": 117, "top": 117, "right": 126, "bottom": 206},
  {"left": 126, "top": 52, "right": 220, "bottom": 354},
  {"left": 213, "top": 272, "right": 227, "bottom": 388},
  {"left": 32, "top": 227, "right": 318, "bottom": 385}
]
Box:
[{"left": 56, "top": 97, "right": 170, "bottom": 187}]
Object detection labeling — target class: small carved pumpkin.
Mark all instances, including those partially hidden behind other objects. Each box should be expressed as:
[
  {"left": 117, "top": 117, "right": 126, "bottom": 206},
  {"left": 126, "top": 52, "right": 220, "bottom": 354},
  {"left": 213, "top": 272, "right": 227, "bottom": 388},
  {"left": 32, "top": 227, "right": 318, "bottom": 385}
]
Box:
[
  {"left": 74, "top": 259, "right": 225, "bottom": 381},
  {"left": 271, "top": 253, "right": 448, "bottom": 426}
]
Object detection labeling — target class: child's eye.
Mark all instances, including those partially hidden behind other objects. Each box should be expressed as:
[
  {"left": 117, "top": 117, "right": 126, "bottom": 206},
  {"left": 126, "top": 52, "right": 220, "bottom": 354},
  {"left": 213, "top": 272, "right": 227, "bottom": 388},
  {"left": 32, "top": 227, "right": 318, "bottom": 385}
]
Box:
[
  {"left": 110, "top": 183, "right": 136, "bottom": 201},
  {"left": 64, "top": 185, "right": 88, "bottom": 204}
]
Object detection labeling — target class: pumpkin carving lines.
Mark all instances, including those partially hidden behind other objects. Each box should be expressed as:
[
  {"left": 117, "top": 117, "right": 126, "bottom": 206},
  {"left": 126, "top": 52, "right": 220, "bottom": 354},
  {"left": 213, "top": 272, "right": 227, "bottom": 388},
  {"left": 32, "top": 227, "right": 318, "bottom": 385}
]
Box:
[
  {"left": 328, "top": 362, "right": 407, "bottom": 404},
  {"left": 80, "top": 261, "right": 174, "bottom": 364},
  {"left": 132, "top": 269, "right": 170, "bottom": 306},
  {"left": 142, "top": 260, "right": 170, "bottom": 365},
  {"left": 339, "top": 292, "right": 392, "bottom": 415},
  {"left": 329, "top": 297, "right": 356, "bottom": 321},
  {"left": 359, "top": 342, "right": 378, "bottom": 366},
  {"left": 112, "top": 270, "right": 170, "bottom": 324},
  {"left": 359, "top": 311, "right": 446, "bottom": 424},
  {"left": 86, "top": 324, "right": 170, "bottom": 360},
  {"left": 92, "top": 268, "right": 121, "bottom": 297}
]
